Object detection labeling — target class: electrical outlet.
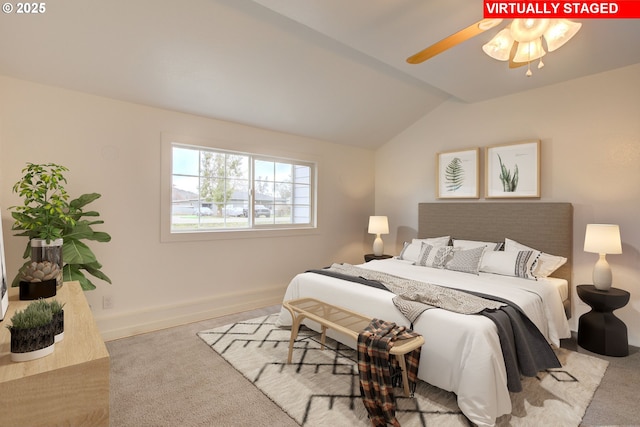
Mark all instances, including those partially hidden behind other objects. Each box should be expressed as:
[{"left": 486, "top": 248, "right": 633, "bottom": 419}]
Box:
[{"left": 103, "top": 296, "right": 114, "bottom": 309}]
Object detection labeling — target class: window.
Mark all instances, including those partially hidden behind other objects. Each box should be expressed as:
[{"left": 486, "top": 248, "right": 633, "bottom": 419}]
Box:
[{"left": 170, "top": 143, "right": 315, "bottom": 233}]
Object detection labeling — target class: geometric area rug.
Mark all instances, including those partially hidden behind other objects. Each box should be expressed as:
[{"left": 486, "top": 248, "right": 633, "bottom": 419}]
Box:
[{"left": 197, "top": 314, "right": 608, "bottom": 427}]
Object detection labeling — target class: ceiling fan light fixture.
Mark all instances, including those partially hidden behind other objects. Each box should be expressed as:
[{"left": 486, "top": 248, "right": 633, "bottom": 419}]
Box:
[
  {"left": 513, "top": 38, "right": 546, "bottom": 63},
  {"left": 544, "top": 19, "right": 582, "bottom": 52},
  {"left": 406, "top": 15, "right": 581, "bottom": 78},
  {"left": 482, "top": 27, "right": 514, "bottom": 61},
  {"left": 510, "top": 19, "right": 550, "bottom": 42}
]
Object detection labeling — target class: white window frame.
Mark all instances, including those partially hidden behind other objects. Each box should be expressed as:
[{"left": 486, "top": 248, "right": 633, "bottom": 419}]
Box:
[{"left": 161, "top": 134, "right": 318, "bottom": 242}]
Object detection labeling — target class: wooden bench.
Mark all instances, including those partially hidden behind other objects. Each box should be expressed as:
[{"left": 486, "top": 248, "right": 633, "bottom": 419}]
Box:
[{"left": 283, "top": 297, "right": 424, "bottom": 397}]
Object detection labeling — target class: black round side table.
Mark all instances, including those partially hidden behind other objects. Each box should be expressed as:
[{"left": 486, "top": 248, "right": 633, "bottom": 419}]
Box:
[
  {"left": 364, "top": 254, "right": 392, "bottom": 262},
  {"left": 577, "top": 284, "right": 630, "bottom": 357}
]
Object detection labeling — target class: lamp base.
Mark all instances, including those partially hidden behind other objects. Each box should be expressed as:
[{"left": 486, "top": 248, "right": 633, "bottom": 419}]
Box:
[
  {"left": 372, "top": 235, "right": 384, "bottom": 256},
  {"left": 593, "top": 255, "right": 612, "bottom": 291}
]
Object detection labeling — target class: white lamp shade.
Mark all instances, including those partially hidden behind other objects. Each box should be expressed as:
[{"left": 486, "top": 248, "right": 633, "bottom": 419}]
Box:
[
  {"left": 584, "top": 224, "right": 622, "bottom": 254},
  {"left": 368, "top": 216, "right": 389, "bottom": 235},
  {"left": 510, "top": 19, "right": 550, "bottom": 42},
  {"left": 544, "top": 19, "right": 582, "bottom": 52},
  {"left": 482, "top": 28, "right": 514, "bottom": 61},
  {"left": 512, "top": 38, "right": 546, "bottom": 63}
]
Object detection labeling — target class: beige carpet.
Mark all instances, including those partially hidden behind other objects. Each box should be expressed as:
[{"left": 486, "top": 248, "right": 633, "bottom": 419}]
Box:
[
  {"left": 198, "top": 313, "right": 609, "bottom": 427},
  {"left": 108, "top": 307, "right": 299, "bottom": 427}
]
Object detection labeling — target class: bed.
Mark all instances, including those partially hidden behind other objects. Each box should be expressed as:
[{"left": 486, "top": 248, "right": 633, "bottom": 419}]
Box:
[{"left": 276, "top": 202, "right": 573, "bottom": 426}]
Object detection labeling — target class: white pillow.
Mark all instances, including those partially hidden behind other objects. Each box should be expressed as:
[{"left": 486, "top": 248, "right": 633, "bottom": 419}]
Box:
[
  {"left": 412, "top": 236, "right": 450, "bottom": 247},
  {"left": 398, "top": 236, "right": 450, "bottom": 262},
  {"left": 453, "top": 239, "right": 503, "bottom": 251},
  {"left": 445, "top": 246, "right": 485, "bottom": 275},
  {"left": 504, "top": 238, "right": 567, "bottom": 278},
  {"left": 415, "top": 243, "right": 454, "bottom": 268},
  {"left": 397, "top": 241, "right": 421, "bottom": 262},
  {"left": 480, "top": 250, "right": 539, "bottom": 279}
]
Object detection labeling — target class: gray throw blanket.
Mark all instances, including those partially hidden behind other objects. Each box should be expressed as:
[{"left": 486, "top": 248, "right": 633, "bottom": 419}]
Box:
[
  {"left": 311, "top": 263, "right": 561, "bottom": 392},
  {"left": 325, "top": 263, "right": 504, "bottom": 317}
]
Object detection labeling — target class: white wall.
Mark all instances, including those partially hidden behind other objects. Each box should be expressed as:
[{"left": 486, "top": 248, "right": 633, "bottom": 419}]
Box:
[
  {"left": 0, "top": 75, "right": 375, "bottom": 340},
  {"left": 375, "top": 64, "right": 640, "bottom": 347},
  {"left": 3, "top": 65, "right": 638, "bottom": 346}
]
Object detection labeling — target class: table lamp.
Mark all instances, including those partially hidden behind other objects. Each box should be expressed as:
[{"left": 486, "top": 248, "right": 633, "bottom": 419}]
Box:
[
  {"left": 368, "top": 216, "right": 389, "bottom": 256},
  {"left": 583, "top": 224, "right": 622, "bottom": 291}
]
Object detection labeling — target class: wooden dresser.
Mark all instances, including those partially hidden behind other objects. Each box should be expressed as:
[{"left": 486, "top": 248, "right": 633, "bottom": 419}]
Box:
[{"left": 0, "top": 281, "right": 110, "bottom": 426}]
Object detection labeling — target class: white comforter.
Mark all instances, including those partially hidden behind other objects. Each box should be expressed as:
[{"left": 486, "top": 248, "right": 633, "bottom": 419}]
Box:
[{"left": 276, "top": 258, "right": 571, "bottom": 427}]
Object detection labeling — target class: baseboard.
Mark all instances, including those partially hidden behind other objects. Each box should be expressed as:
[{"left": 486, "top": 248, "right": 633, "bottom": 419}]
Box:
[{"left": 95, "top": 285, "right": 285, "bottom": 341}]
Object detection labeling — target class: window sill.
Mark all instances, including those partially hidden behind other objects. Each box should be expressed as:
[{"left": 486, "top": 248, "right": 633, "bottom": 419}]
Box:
[{"left": 161, "top": 226, "right": 319, "bottom": 243}]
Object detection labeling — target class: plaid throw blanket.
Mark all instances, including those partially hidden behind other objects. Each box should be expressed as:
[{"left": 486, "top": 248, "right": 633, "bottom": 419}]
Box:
[{"left": 357, "top": 319, "right": 421, "bottom": 427}]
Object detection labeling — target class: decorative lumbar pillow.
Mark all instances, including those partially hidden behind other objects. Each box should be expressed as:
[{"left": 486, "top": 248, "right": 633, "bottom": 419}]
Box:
[
  {"left": 480, "top": 250, "right": 540, "bottom": 279},
  {"left": 415, "top": 243, "right": 454, "bottom": 268},
  {"left": 452, "top": 239, "right": 503, "bottom": 251},
  {"left": 413, "top": 236, "right": 451, "bottom": 247},
  {"left": 504, "top": 238, "right": 567, "bottom": 278},
  {"left": 398, "top": 236, "right": 451, "bottom": 262},
  {"left": 445, "top": 246, "right": 486, "bottom": 275}
]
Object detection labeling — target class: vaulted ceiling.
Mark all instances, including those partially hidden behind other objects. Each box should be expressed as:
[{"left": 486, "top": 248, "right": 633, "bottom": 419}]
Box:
[{"left": 1, "top": 0, "right": 639, "bottom": 149}]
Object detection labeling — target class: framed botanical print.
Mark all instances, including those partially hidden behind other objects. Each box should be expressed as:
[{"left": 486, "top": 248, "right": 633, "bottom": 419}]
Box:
[
  {"left": 485, "top": 140, "right": 540, "bottom": 198},
  {"left": 436, "top": 148, "right": 479, "bottom": 199}
]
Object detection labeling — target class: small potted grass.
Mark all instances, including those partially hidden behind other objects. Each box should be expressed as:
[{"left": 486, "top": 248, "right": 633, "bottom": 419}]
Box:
[{"left": 7, "top": 302, "right": 55, "bottom": 362}]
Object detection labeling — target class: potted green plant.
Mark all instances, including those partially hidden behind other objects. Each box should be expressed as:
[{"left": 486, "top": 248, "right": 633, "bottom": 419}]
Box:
[
  {"left": 10, "top": 163, "right": 112, "bottom": 291},
  {"left": 7, "top": 302, "right": 55, "bottom": 362},
  {"left": 10, "top": 163, "right": 74, "bottom": 297}
]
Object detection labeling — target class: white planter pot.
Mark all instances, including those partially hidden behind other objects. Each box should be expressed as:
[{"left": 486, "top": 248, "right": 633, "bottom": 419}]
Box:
[{"left": 11, "top": 343, "right": 55, "bottom": 362}]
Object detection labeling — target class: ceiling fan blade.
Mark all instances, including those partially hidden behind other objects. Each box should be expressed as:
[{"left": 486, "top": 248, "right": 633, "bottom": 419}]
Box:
[{"left": 406, "top": 18, "right": 503, "bottom": 64}]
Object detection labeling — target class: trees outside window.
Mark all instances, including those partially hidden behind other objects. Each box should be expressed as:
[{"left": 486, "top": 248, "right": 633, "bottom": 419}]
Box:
[{"left": 171, "top": 144, "right": 314, "bottom": 232}]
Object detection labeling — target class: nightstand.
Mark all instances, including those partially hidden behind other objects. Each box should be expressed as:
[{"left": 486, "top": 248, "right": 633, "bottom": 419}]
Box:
[
  {"left": 577, "top": 284, "right": 630, "bottom": 357},
  {"left": 364, "top": 254, "right": 393, "bottom": 262}
]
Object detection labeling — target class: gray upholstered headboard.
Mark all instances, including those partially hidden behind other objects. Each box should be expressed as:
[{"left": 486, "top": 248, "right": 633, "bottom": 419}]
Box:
[{"left": 418, "top": 202, "right": 573, "bottom": 316}]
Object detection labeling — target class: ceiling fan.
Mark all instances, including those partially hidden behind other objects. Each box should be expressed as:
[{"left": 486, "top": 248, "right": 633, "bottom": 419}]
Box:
[{"left": 406, "top": 18, "right": 582, "bottom": 76}]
